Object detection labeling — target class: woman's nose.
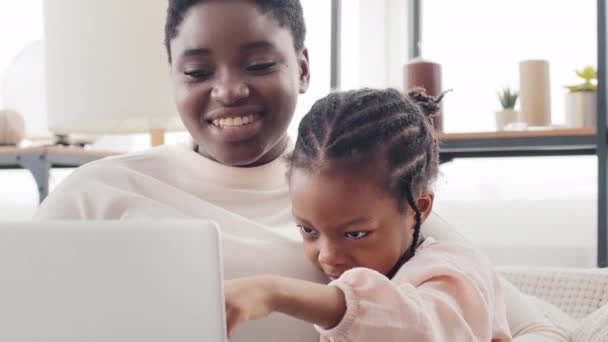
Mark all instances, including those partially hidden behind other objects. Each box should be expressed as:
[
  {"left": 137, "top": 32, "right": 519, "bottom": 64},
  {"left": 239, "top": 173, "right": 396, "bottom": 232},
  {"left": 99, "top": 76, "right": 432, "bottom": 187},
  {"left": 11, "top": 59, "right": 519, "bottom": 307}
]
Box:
[{"left": 211, "top": 72, "right": 250, "bottom": 105}]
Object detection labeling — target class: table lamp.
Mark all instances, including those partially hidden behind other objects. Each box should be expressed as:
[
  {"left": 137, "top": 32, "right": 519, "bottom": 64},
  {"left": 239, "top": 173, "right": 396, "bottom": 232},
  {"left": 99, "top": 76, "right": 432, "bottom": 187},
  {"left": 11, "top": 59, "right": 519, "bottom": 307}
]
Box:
[{"left": 43, "top": 0, "right": 183, "bottom": 147}]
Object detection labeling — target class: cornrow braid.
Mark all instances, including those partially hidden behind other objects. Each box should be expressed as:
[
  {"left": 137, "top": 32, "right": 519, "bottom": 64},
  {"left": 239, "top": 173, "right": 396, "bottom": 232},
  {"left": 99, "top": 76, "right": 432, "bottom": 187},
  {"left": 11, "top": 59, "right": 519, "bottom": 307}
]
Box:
[{"left": 288, "top": 87, "right": 442, "bottom": 278}]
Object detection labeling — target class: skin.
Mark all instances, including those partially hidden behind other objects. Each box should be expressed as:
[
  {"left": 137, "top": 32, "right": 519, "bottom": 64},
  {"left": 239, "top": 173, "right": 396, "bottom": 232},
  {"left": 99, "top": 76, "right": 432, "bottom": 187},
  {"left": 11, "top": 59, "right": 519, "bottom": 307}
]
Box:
[
  {"left": 225, "top": 160, "right": 434, "bottom": 336},
  {"left": 169, "top": 0, "right": 310, "bottom": 167}
]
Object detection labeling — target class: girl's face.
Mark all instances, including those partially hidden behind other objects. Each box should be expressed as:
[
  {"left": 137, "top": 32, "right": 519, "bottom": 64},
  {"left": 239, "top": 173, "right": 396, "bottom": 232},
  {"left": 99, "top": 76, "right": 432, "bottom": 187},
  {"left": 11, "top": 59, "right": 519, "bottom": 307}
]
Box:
[
  {"left": 289, "top": 164, "right": 434, "bottom": 280},
  {"left": 169, "top": 0, "right": 309, "bottom": 166}
]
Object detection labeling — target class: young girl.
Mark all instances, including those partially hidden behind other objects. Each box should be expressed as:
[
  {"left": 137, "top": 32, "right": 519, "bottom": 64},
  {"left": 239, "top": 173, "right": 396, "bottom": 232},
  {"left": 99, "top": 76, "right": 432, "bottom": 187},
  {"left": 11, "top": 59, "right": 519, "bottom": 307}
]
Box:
[{"left": 225, "top": 88, "right": 512, "bottom": 341}]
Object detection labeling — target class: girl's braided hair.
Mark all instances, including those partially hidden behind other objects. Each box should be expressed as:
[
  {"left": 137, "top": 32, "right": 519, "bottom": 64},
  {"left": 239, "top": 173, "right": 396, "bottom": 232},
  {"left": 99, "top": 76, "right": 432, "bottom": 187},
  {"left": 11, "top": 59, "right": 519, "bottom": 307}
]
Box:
[{"left": 288, "top": 87, "right": 445, "bottom": 278}]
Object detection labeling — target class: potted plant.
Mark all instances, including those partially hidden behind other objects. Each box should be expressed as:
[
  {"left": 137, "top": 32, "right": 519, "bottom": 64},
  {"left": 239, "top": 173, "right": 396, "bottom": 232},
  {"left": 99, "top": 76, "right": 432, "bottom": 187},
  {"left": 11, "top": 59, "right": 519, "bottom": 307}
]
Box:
[
  {"left": 564, "top": 66, "right": 597, "bottom": 128},
  {"left": 495, "top": 87, "right": 520, "bottom": 131}
]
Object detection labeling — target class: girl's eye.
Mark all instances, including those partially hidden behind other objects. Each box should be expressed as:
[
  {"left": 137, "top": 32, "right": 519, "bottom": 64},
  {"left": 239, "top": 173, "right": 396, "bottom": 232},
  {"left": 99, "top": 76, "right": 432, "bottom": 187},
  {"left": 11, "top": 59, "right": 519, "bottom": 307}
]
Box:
[
  {"left": 344, "top": 231, "right": 370, "bottom": 240},
  {"left": 297, "top": 225, "right": 318, "bottom": 236},
  {"left": 246, "top": 62, "right": 276, "bottom": 72},
  {"left": 184, "top": 70, "right": 212, "bottom": 80}
]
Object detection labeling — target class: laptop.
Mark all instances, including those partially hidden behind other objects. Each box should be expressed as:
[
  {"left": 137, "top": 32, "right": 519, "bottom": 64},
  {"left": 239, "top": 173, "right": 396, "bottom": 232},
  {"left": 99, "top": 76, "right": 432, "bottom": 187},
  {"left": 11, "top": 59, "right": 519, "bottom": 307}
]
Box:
[{"left": 0, "top": 221, "right": 227, "bottom": 342}]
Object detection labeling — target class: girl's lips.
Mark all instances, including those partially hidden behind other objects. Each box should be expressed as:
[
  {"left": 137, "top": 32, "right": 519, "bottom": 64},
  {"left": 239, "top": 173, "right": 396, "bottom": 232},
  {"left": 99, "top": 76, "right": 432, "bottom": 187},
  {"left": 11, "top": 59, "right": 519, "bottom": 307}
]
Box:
[{"left": 325, "top": 273, "right": 340, "bottom": 281}]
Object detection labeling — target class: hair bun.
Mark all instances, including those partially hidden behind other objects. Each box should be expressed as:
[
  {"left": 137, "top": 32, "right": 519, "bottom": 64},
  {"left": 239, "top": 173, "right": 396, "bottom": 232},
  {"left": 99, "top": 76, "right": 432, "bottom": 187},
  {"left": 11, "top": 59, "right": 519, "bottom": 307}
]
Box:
[{"left": 406, "top": 87, "right": 450, "bottom": 119}]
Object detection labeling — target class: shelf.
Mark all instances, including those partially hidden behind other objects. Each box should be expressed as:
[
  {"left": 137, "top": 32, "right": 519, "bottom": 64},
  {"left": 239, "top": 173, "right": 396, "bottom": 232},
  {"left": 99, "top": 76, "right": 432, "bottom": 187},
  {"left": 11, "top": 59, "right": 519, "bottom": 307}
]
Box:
[
  {"left": 0, "top": 146, "right": 119, "bottom": 202},
  {"left": 437, "top": 128, "right": 599, "bottom": 160}
]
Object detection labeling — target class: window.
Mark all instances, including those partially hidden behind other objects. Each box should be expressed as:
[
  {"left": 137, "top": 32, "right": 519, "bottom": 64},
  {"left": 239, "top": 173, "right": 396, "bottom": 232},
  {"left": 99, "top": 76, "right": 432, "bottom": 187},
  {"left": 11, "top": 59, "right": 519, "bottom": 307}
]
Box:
[
  {"left": 289, "top": 0, "right": 332, "bottom": 139},
  {"left": 421, "top": 0, "right": 597, "bottom": 132}
]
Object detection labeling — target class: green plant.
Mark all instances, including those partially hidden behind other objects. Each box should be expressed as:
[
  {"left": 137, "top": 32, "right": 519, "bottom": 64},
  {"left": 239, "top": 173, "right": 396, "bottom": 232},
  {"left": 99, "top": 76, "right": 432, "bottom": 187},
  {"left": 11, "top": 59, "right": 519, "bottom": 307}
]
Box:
[
  {"left": 565, "top": 66, "right": 597, "bottom": 92},
  {"left": 497, "top": 87, "right": 518, "bottom": 110}
]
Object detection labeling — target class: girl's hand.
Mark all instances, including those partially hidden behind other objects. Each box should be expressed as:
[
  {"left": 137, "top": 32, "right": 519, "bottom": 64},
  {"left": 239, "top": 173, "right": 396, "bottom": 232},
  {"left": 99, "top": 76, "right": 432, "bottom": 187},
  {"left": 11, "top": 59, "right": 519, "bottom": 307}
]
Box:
[
  {"left": 224, "top": 275, "right": 277, "bottom": 337},
  {"left": 225, "top": 275, "right": 346, "bottom": 337}
]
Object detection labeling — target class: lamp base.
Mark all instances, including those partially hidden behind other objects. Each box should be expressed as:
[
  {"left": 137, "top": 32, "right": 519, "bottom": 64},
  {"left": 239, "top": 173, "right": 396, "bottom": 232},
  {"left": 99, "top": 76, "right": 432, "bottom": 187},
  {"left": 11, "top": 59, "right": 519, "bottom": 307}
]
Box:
[
  {"left": 53, "top": 134, "right": 94, "bottom": 148},
  {"left": 150, "top": 128, "right": 165, "bottom": 147}
]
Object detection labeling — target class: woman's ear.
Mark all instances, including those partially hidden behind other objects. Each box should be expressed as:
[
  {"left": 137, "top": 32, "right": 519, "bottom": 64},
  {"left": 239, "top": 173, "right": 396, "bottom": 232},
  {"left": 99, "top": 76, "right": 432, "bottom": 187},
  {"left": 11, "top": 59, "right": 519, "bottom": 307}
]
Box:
[
  {"left": 416, "top": 192, "right": 435, "bottom": 224},
  {"left": 298, "top": 48, "right": 310, "bottom": 94}
]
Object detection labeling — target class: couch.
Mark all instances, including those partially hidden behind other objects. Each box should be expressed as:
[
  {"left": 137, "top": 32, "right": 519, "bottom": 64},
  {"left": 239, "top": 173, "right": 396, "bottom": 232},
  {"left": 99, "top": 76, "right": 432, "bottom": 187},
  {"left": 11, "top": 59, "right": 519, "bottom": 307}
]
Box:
[{"left": 500, "top": 267, "right": 608, "bottom": 341}]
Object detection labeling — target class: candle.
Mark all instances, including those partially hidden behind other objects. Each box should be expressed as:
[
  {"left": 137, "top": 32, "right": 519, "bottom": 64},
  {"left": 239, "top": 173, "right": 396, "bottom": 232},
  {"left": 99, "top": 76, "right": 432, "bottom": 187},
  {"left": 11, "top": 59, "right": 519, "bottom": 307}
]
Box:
[
  {"left": 403, "top": 57, "right": 443, "bottom": 131},
  {"left": 519, "top": 60, "right": 552, "bottom": 126}
]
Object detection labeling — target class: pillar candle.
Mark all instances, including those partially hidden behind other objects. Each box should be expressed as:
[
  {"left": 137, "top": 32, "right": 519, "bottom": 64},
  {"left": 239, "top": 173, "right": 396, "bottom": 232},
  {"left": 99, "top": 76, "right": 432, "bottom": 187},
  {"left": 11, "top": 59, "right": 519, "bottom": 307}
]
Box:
[
  {"left": 519, "top": 60, "right": 552, "bottom": 126},
  {"left": 403, "top": 57, "right": 443, "bottom": 131}
]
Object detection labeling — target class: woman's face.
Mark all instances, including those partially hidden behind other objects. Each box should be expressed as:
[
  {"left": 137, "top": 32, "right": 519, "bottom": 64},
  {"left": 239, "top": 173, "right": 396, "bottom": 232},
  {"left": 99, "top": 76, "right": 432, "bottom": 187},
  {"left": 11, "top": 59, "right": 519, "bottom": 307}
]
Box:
[
  {"left": 289, "top": 164, "right": 434, "bottom": 280},
  {"left": 170, "top": 1, "right": 309, "bottom": 166}
]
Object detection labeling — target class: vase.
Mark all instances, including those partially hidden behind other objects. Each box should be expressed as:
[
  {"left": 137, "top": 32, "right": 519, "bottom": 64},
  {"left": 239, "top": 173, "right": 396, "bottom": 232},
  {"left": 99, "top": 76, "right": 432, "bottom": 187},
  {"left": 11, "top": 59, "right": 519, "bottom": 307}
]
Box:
[
  {"left": 565, "top": 91, "right": 596, "bottom": 128},
  {"left": 494, "top": 109, "right": 521, "bottom": 131}
]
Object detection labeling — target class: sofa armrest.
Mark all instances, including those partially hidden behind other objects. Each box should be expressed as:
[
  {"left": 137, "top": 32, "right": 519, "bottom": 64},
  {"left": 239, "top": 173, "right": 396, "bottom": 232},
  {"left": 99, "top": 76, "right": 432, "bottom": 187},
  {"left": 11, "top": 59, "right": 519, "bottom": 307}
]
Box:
[{"left": 498, "top": 266, "right": 608, "bottom": 319}]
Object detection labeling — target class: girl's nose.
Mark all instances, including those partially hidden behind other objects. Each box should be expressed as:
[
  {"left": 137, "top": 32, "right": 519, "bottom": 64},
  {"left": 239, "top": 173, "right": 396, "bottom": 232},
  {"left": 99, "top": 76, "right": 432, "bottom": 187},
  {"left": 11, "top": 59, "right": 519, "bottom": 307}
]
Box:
[
  {"left": 211, "top": 72, "right": 250, "bottom": 105},
  {"left": 317, "top": 240, "right": 347, "bottom": 268}
]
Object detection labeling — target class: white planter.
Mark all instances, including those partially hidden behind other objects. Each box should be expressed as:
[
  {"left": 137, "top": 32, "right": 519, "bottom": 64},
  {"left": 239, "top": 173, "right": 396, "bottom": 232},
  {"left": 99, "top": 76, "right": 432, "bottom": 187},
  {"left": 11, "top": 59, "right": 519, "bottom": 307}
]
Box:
[
  {"left": 494, "top": 109, "right": 521, "bottom": 131},
  {"left": 565, "top": 92, "right": 596, "bottom": 128}
]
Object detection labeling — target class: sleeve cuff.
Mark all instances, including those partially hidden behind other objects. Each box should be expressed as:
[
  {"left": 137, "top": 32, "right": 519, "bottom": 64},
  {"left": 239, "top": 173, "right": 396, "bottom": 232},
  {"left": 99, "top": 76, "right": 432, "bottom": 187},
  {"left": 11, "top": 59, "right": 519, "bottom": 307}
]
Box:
[{"left": 314, "top": 277, "right": 359, "bottom": 339}]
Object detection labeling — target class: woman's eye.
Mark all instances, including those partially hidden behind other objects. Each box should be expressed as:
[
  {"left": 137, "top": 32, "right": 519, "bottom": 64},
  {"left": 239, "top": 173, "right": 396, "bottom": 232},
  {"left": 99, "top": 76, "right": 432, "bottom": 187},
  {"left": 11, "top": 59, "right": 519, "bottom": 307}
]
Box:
[
  {"left": 344, "top": 231, "right": 370, "bottom": 240},
  {"left": 297, "top": 225, "right": 318, "bottom": 236},
  {"left": 246, "top": 62, "right": 276, "bottom": 72},
  {"left": 184, "top": 70, "right": 212, "bottom": 80}
]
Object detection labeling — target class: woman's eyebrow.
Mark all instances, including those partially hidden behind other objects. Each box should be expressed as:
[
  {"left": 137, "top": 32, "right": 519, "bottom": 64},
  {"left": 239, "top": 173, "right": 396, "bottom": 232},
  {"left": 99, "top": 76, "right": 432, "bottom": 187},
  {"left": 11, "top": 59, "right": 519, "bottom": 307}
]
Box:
[
  {"left": 240, "top": 41, "right": 276, "bottom": 52},
  {"left": 180, "top": 47, "right": 211, "bottom": 59}
]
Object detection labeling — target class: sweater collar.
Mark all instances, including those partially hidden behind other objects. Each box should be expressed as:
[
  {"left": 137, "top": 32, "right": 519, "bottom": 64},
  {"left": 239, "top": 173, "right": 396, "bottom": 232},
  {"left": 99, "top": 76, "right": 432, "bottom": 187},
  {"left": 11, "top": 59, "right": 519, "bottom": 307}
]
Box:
[{"left": 177, "top": 139, "right": 292, "bottom": 191}]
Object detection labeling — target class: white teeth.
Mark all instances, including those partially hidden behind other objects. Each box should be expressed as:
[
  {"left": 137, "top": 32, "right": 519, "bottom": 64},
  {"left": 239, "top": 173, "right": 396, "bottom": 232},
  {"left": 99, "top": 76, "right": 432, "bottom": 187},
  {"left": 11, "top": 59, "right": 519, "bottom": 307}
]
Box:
[{"left": 212, "top": 114, "right": 259, "bottom": 128}]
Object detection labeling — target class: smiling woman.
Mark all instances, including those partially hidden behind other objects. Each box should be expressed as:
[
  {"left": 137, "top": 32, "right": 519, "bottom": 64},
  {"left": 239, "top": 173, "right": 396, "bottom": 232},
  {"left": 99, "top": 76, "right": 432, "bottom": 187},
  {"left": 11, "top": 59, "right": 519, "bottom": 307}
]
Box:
[
  {"left": 167, "top": 1, "right": 310, "bottom": 167},
  {"left": 35, "top": 1, "right": 325, "bottom": 341}
]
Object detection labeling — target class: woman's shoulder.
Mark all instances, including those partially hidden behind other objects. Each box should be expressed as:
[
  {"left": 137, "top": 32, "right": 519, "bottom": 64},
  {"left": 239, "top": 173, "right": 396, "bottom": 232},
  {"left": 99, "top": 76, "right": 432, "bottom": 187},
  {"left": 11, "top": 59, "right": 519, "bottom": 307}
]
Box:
[
  {"left": 34, "top": 142, "right": 197, "bottom": 219},
  {"left": 52, "top": 142, "right": 198, "bottom": 189},
  {"left": 82, "top": 141, "right": 192, "bottom": 173}
]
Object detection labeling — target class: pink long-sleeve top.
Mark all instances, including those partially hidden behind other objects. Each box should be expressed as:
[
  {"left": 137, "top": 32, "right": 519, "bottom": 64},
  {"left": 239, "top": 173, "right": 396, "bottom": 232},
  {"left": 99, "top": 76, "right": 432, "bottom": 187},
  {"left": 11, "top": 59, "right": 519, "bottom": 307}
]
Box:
[{"left": 316, "top": 238, "right": 512, "bottom": 342}]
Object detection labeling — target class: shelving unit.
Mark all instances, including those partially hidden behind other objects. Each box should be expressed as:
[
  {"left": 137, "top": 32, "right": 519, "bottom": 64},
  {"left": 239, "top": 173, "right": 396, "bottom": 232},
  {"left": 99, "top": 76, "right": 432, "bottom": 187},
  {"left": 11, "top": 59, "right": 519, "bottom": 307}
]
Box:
[
  {"left": 438, "top": 128, "right": 597, "bottom": 161},
  {"left": 408, "top": 0, "right": 608, "bottom": 267},
  {"left": 0, "top": 146, "right": 117, "bottom": 203}
]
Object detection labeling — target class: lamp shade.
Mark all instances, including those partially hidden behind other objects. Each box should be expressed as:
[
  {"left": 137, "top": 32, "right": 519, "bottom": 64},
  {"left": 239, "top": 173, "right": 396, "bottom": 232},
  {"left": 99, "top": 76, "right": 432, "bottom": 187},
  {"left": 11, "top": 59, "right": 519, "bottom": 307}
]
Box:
[
  {"left": 1, "top": 39, "right": 50, "bottom": 139},
  {"left": 43, "top": 0, "right": 182, "bottom": 135}
]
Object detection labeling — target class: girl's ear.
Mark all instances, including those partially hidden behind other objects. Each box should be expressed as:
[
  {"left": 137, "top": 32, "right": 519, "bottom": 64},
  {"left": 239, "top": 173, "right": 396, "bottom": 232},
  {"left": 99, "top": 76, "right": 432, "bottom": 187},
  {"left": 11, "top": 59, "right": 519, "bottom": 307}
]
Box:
[
  {"left": 298, "top": 48, "right": 310, "bottom": 94},
  {"left": 416, "top": 192, "right": 435, "bottom": 224}
]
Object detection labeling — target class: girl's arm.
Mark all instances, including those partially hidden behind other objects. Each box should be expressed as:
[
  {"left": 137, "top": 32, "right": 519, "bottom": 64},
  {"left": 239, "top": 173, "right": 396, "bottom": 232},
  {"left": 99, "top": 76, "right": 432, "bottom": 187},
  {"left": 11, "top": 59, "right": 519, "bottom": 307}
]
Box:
[
  {"left": 224, "top": 275, "right": 346, "bottom": 336},
  {"left": 226, "top": 242, "right": 512, "bottom": 341},
  {"left": 312, "top": 243, "right": 512, "bottom": 342}
]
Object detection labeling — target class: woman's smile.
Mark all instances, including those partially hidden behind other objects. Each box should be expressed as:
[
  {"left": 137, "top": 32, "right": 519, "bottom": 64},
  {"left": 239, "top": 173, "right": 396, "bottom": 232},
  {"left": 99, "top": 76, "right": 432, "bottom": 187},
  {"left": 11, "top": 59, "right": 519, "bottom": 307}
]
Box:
[{"left": 203, "top": 105, "right": 266, "bottom": 142}]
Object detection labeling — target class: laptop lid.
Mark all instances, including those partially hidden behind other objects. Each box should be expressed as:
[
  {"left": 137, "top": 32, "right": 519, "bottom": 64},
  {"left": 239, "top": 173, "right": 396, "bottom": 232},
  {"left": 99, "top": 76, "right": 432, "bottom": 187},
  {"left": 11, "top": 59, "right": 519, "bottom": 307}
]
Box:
[{"left": 0, "top": 221, "right": 227, "bottom": 342}]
